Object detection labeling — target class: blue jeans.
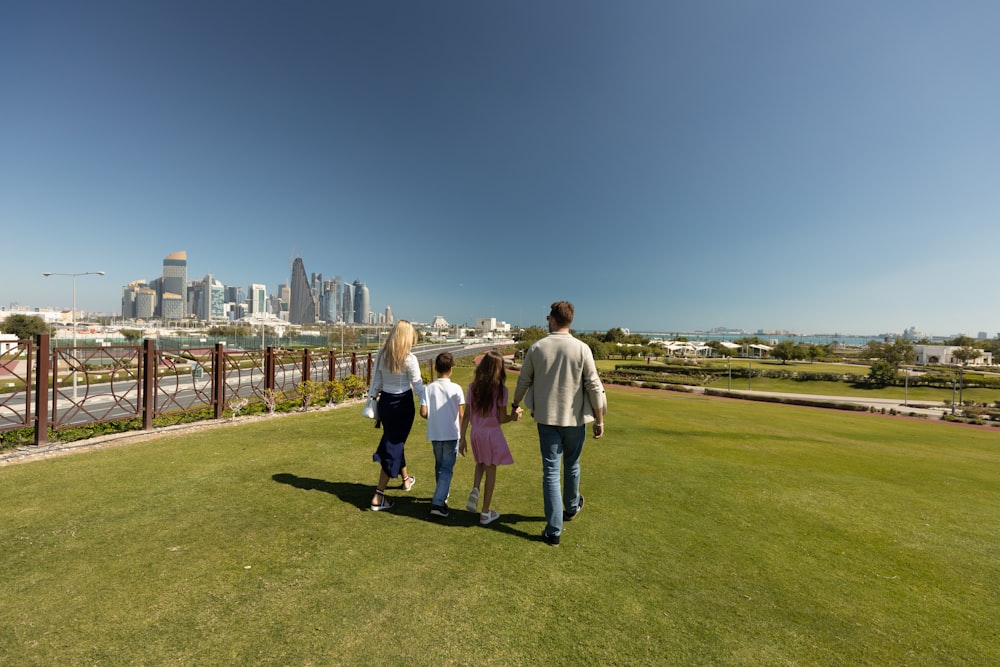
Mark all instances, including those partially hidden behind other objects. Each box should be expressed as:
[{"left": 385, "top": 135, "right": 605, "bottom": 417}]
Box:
[
  {"left": 431, "top": 439, "right": 459, "bottom": 507},
  {"left": 537, "top": 424, "right": 586, "bottom": 537}
]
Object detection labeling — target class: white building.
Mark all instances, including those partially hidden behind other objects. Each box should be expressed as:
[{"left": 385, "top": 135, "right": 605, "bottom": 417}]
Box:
[
  {"left": 913, "top": 345, "right": 993, "bottom": 366},
  {"left": 1, "top": 332, "right": 19, "bottom": 354},
  {"left": 475, "top": 317, "right": 511, "bottom": 335}
]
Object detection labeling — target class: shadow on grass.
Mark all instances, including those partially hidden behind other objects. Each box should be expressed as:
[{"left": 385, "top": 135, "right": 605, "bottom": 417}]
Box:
[{"left": 272, "top": 472, "right": 547, "bottom": 544}]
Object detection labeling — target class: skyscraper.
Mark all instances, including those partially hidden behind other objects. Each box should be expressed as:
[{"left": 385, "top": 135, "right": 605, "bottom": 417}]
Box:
[
  {"left": 289, "top": 258, "right": 317, "bottom": 324},
  {"left": 122, "top": 280, "right": 156, "bottom": 319},
  {"left": 352, "top": 279, "right": 369, "bottom": 324},
  {"left": 198, "top": 274, "right": 225, "bottom": 321},
  {"left": 341, "top": 284, "right": 352, "bottom": 324},
  {"left": 248, "top": 284, "right": 267, "bottom": 316},
  {"left": 321, "top": 280, "right": 336, "bottom": 322},
  {"left": 161, "top": 251, "right": 188, "bottom": 318},
  {"left": 135, "top": 287, "right": 156, "bottom": 320}
]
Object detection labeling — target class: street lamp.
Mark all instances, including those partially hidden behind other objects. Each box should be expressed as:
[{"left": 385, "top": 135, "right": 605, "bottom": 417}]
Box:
[
  {"left": 903, "top": 367, "right": 909, "bottom": 407},
  {"left": 42, "top": 270, "right": 105, "bottom": 398},
  {"left": 958, "top": 366, "right": 965, "bottom": 411}
]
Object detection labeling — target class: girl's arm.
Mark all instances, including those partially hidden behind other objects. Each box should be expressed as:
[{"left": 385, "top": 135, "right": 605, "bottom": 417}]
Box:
[{"left": 497, "top": 386, "right": 514, "bottom": 424}]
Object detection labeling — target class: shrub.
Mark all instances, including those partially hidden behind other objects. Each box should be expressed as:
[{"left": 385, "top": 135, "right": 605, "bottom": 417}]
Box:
[
  {"left": 324, "top": 379, "right": 346, "bottom": 405},
  {"left": 343, "top": 375, "right": 367, "bottom": 399}
]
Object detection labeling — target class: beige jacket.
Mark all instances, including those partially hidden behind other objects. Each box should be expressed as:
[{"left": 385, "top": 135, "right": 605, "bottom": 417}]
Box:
[{"left": 514, "top": 332, "right": 606, "bottom": 427}]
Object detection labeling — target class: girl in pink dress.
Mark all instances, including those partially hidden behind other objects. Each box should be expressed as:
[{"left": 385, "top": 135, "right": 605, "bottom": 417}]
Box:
[{"left": 460, "top": 350, "right": 517, "bottom": 526}]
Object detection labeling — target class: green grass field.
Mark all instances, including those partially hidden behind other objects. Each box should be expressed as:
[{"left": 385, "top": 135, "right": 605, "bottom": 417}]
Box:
[{"left": 2, "top": 369, "right": 999, "bottom": 665}]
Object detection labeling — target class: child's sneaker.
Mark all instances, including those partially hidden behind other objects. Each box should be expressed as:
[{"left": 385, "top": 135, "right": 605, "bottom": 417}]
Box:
[
  {"left": 430, "top": 505, "right": 449, "bottom": 518},
  {"left": 466, "top": 487, "right": 480, "bottom": 512}
]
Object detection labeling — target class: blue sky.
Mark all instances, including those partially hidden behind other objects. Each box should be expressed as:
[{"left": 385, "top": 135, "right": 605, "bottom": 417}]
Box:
[{"left": 3, "top": 1, "right": 999, "bottom": 336}]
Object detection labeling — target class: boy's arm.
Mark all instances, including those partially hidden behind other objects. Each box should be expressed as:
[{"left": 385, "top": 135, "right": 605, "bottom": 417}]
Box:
[{"left": 459, "top": 404, "right": 469, "bottom": 456}]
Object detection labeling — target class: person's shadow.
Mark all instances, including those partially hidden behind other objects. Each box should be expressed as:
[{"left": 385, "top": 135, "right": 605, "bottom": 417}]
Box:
[{"left": 272, "top": 472, "right": 546, "bottom": 542}]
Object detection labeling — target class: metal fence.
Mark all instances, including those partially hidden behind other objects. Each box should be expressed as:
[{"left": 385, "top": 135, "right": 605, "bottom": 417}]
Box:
[{"left": 0, "top": 334, "right": 373, "bottom": 446}]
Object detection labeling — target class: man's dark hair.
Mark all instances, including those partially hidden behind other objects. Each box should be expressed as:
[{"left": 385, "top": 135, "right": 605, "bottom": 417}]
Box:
[
  {"left": 434, "top": 352, "right": 455, "bottom": 375},
  {"left": 549, "top": 301, "right": 575, "bottom": 328}
]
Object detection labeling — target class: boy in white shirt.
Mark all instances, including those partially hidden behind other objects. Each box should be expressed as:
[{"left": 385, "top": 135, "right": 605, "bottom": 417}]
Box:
[{"left": 420, "top": 353, "right": 466, "bottom": 518}]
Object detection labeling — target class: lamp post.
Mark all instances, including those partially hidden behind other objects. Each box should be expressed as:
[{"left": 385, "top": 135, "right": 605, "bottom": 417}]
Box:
[
  {"left": 42, "top": 270, "right": 105, "bottom": 398},
  {"left": 903, "top": 367, "right": 909, "bottom": 407},
  {"left": 958, "top": 366, "right": 964, "bottom": 411}
]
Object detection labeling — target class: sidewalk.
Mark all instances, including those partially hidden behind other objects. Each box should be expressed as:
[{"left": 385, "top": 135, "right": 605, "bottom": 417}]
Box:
[{"left": 702, "top": 387, "right": 945, "bottom": 417}]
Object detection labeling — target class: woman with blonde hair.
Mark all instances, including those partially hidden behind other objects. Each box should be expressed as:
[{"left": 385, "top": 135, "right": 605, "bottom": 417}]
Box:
[{"left": 367, "top": 320, "right": 425, "bottom": 511}]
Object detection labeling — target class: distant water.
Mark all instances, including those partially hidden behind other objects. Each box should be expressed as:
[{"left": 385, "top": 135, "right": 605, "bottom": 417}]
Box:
[{"left": 633, "top": 331, "right": 886, "bottom": 346}]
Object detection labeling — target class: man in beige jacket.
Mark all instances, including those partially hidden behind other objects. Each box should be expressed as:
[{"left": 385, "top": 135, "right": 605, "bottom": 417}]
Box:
[{"left": 512, "top": 301, "right": 606, "bottom": 547}]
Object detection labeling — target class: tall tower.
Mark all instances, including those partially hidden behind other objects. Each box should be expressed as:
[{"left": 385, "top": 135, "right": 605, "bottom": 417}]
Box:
[
  {"left": 352, "top": 279, "right": 369, "bottom": 324},
  {"left": 161, "top": 251, "right": 187, "bottom": 318},
  {"left": 341, "top": 284, "right": 353, "bottom": 324},
  {"left": 289, "top": 258, "right": 317, "bottom": 324}
]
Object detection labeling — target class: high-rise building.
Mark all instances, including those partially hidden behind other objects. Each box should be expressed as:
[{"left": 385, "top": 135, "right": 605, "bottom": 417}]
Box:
[
  {"left": 341, "top": 285, "right": 353, "bottom": 324},
  {"left": 248, "top": 284, "right": 267, "bottom": 316},
  {"left": 161, "top": 292, "right": 185, "bottom": 320},
  {"left": 332, "top": 276, "right": 344, "bottom": 322},
  {"left": 197, "top": 274, "right": 225, "bottom": 321},
  {"left": 384, "top": 306, "right": 393, "bottom": 325},
  {"left": 321, "top": 280, "right": 336, "bottom": 322},
  {"left": 122, "top": 280, "right": 156, "bottom": 319},
  {"left": 135, "top": 287, "right": 156, "bottom": 320},
  {"left": 289, "top": 258, "right": 317, "bottom": 325},
  {"left": 161, "top": 251, "right": 188, "bottom": 318},
  {"left": 352, "top": 279, "right": 369, "bottom": 325}
]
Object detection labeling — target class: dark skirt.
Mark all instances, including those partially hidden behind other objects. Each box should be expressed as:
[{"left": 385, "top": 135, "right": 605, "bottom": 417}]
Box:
[{"left": 372, "top": 389, "right": 415, "bottom": 478}]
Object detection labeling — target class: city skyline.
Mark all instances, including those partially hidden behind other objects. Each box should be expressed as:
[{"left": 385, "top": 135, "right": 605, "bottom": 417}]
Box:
[
  {"left": 114, "top": 251, "right": 379, "bottom": 325},
  {"left": 4, "top": 3, "right": 1000, "bottom": 335}
]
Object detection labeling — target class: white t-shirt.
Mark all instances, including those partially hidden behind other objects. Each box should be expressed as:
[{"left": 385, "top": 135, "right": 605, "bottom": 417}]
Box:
[{"left": 424, "top": 377, "right": 465, "bottom": 441}]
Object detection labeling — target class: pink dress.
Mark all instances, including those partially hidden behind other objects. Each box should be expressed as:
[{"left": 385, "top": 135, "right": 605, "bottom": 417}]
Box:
[{"left": 468, "top": 385, "right": 514, "bottom": 466}]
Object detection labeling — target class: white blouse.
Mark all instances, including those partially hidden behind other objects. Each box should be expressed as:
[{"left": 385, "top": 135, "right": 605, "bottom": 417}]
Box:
[{"left": 369, "top": 351, "right": 425, "bottom": 402}]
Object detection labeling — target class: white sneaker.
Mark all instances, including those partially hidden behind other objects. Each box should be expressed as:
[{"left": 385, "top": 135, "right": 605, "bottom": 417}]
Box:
[{"left": 466, "top": 487, "right": 480, "bottom": 512}]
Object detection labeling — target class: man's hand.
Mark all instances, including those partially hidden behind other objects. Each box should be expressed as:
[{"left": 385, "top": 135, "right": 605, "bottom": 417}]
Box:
[{"left": 592, "top": 422, "right": 604, "bottom": 439}]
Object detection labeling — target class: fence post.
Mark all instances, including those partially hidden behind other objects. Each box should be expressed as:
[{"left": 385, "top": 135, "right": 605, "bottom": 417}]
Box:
[
  {"left": 24, "top": 337, "right": 34, "bottom": 440},
  {"left": 142, "top": 338, "right": 156, "bottom": 431},
  {"left": 34, "top": 334, "right": 50, "bottom": 446},
  {"left": 302, "top": 348, "right": 312, "bottom": 386},
  {"left": 265, "top": 346, "right": 275, "bottom": 391},
  {"left": 213, "top": 343, "right": 225, "bottom": 420},
  {"left": 327, "top": 350, "right": 335, "bottom": 382},
  {"left": 351, "top": 352, "right": 357, "bottom": 376}
]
